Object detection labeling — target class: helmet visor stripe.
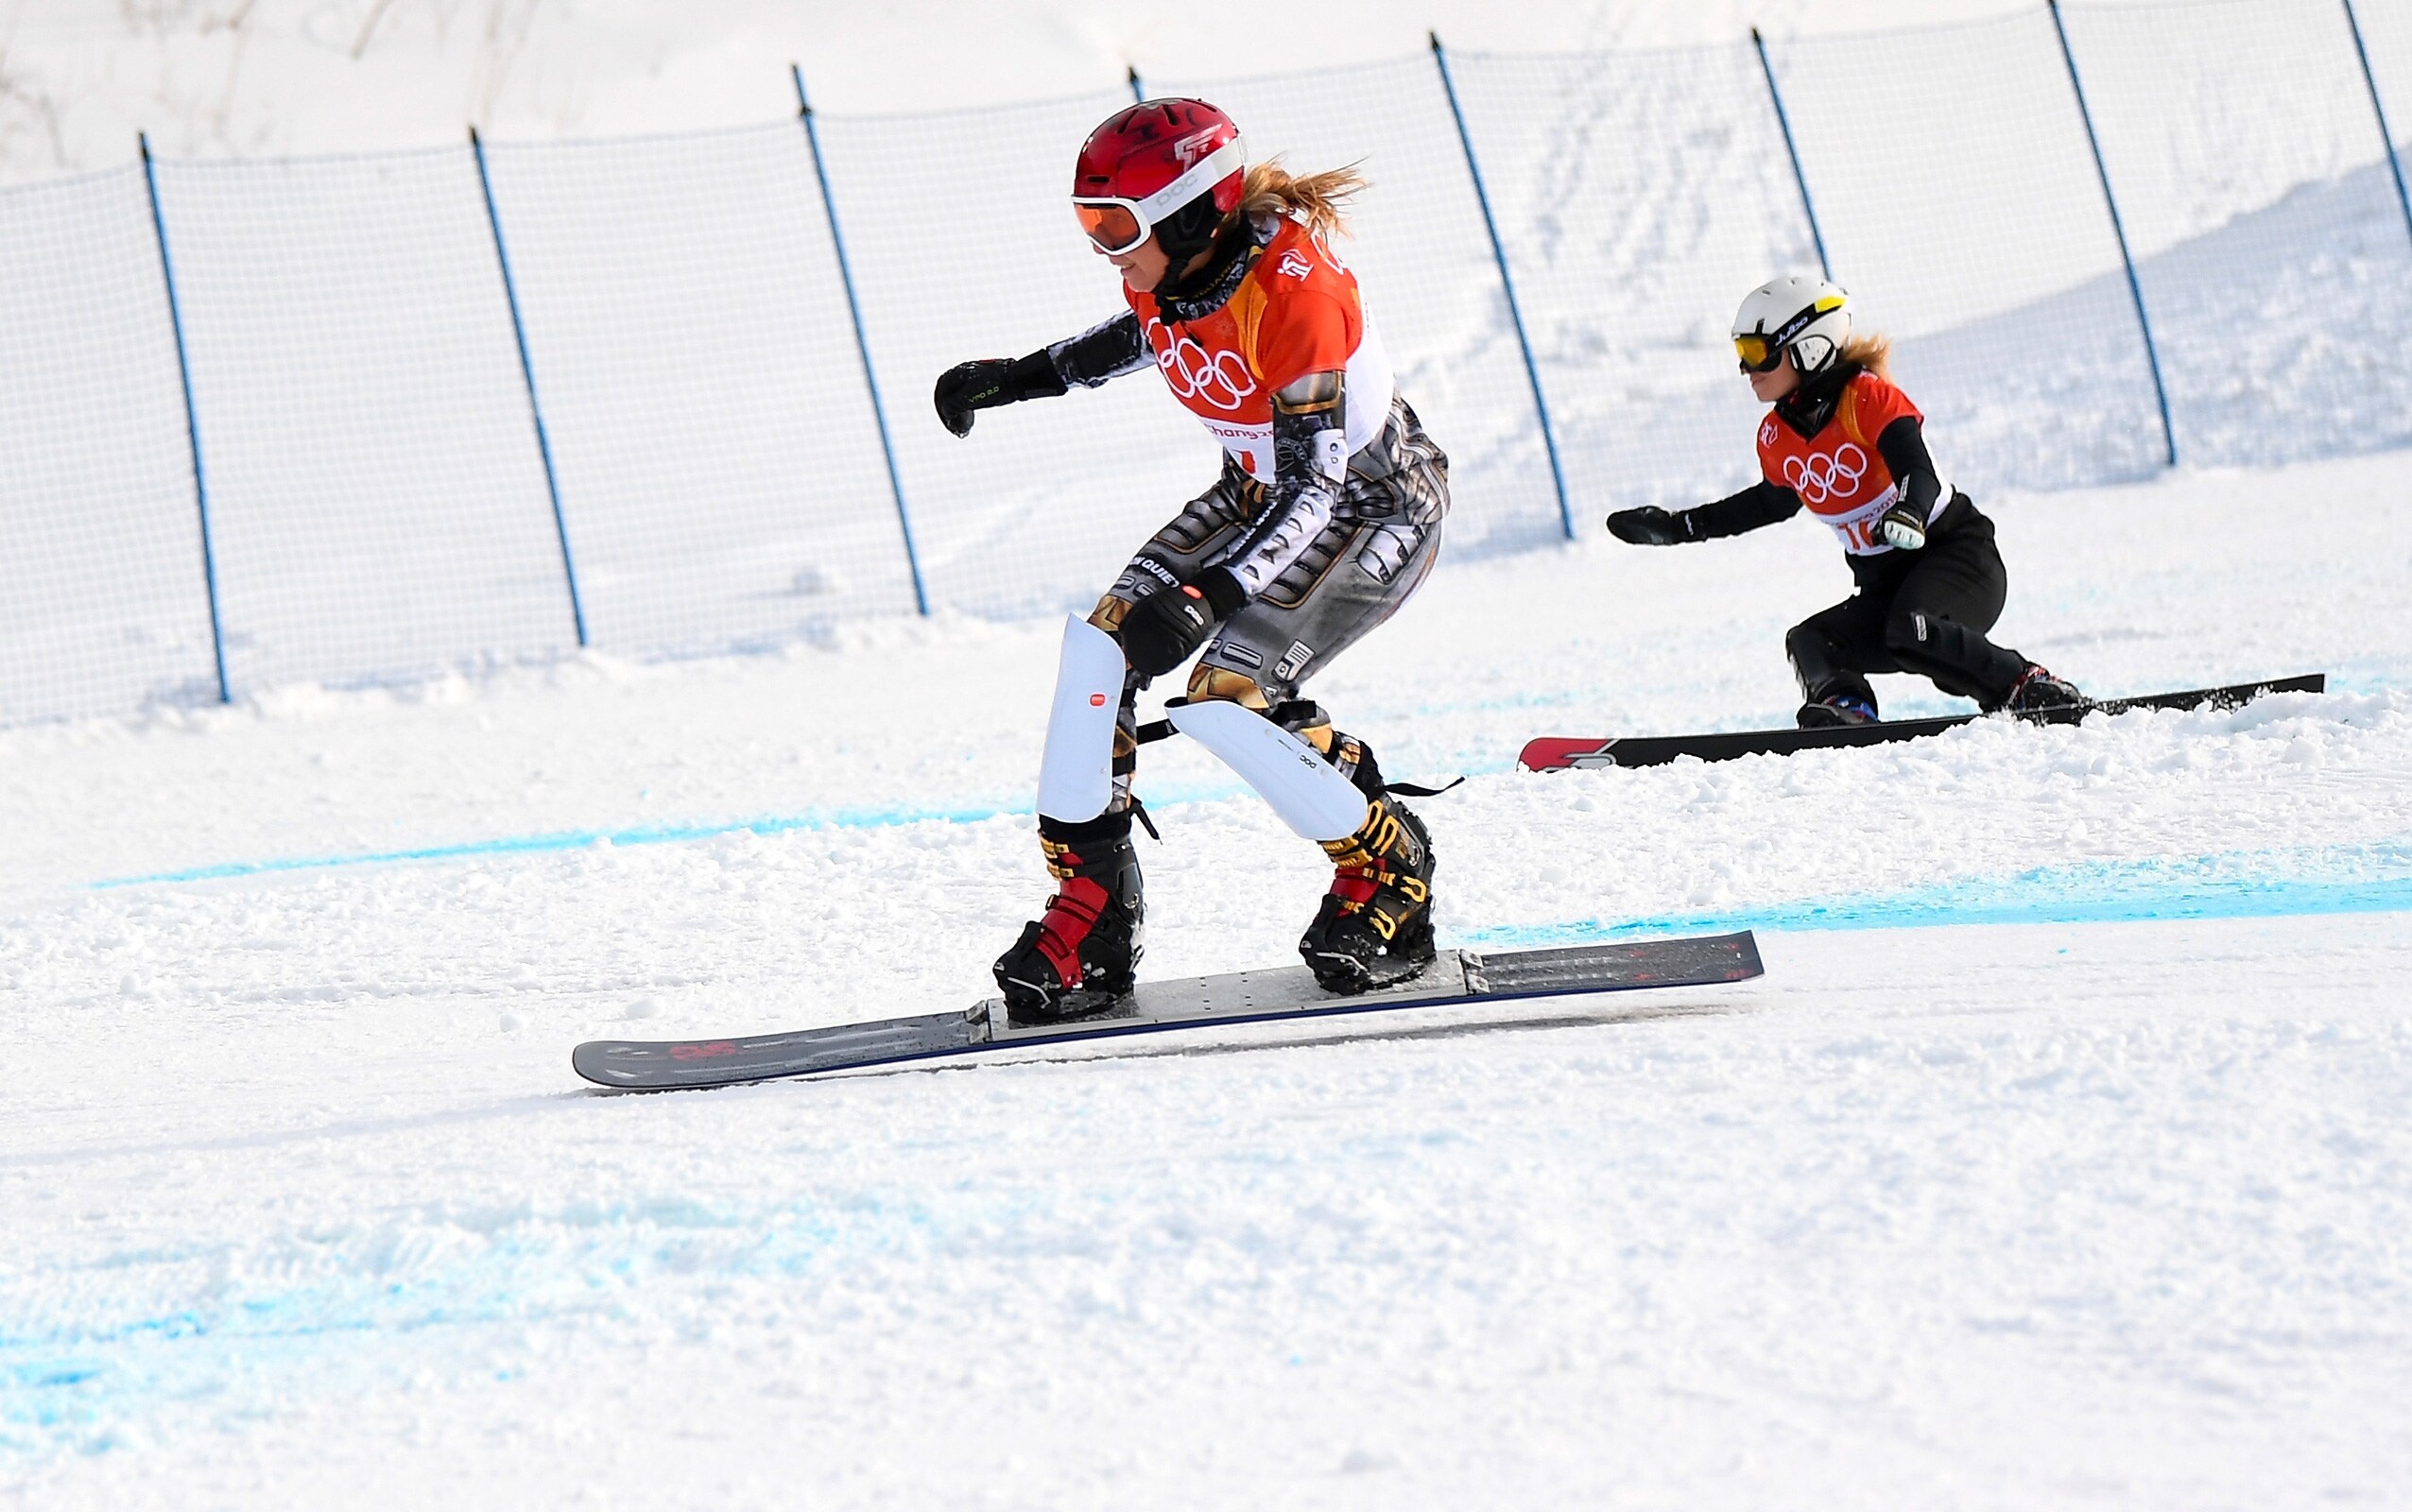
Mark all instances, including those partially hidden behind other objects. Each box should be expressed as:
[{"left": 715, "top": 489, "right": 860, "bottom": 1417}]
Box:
[
  {"left": 1129, "top": 138, "right": 1247, "bottom": 221},
  {"left": 1734, "top": 292, "right": 1847, "bottom": 371}
]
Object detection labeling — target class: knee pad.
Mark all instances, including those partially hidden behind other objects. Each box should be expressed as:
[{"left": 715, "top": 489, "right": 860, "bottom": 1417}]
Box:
[{"left": 1185, "top": 663, "right": 1271, "bottom": 710}]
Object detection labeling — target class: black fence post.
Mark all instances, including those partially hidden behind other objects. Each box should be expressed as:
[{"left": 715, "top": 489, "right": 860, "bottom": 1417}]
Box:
[
  {"left": 470, "top": 126, "right": 589, "bottom": 647},
  {"left": 1431, "top": 32, "right": 1576, "bottom": 540},
  {"left": 2047, "top": 0, "right": 2178, "bottom": 467},
  {"left": 793, "top": 64, "right": 932, "bottom": 617},
  {"left": 1751, "top": 28, "right": 1832, "bottom": 281},
  {"left": 138, "top": 134, "right": 232, "bottom": 705}
]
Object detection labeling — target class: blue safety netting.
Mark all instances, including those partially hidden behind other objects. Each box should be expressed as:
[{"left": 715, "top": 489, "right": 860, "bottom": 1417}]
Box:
[
  {"left": 1446, "top": 42, "right": 1817, "bottom": 517},
  {"left": 149, "top": 147, "right": 580, "bottom": 694},
  {"left": 1769, "top": 11, "right": 2172, "bottom": 493},
  {"left": 4, "top": 2, "right": 2408, "bottom": 727},
  {"left": 0, "top": 166, "right": 220, "bottom": 722},
  {"left": 481, "top": 123, "right": 922, "bottom": 651},
  {"left": 2059, "top": 0, "right": 2412, "bottom": 465},
  {"left": 2352, "top": 0, "right": 2412, "bottom": 170}
]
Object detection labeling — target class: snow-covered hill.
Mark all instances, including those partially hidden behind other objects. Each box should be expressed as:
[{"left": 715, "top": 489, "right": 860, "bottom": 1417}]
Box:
[
  {"left": 2, "top": 448, "right": 2407, "bottom": 1505},
  {"left": 0, "top": 0, "right": 2032, "bottom": 185}
]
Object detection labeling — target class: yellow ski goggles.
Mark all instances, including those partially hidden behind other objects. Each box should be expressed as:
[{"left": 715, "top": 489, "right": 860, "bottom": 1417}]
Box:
[
  {"left": 1733, "top": 334, "right": 1786, "bottom": 372},
  {"left": 1733, "top": 293, "right": 1847, "bottom": 372}
]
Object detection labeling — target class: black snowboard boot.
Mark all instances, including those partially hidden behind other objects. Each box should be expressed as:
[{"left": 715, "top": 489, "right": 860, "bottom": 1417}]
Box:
[
  {"left": 1796, "top": 692, "right": 1878, "bottom": 728},
  {"left": 1999, "top": 663, "right": 2085, "bottom": 714},
  {"left": 994, "top": 811, "right": 1143, "bottom": 1024},
  {"left": 1298, "top": 731, "right": 1437, "bottom": 995}
]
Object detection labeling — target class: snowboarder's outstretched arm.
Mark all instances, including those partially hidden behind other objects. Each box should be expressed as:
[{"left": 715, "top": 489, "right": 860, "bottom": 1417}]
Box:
[
  {"left": 1118, "top": 368, "right": 1349, "bottom": 677},
  {"left": 1608, "top": 481, "right": 1801, "bottom": 545},
  {"left": 933, "top": 311, "right": 1153, "bottom": 437}
]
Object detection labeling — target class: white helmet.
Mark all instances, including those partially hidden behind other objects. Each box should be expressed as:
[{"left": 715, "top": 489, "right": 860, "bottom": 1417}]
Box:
[{"left": 1731, "top": 275, "right": 1850, "bottom": 376}]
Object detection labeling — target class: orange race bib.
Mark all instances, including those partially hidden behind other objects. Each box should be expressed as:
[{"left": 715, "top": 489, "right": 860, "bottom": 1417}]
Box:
[
  {"left": 1128, "top": 218, "right": 1394, "bottom": 483},
  {"left": 1755, "top": 371, "right": 1946, "bottom": 555}
]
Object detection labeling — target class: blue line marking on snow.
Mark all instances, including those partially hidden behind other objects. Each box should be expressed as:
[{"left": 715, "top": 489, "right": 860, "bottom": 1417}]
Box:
[
  {"left": 89, "top": 804, "right": 1023, "bottom": 887},
  {"left": 80, "top": 682, "right": 2392, "bottom": 893},
  {"left": 1456, "top": 866, "right": 2412, "bottom": 950},
  {"left": 0, "top": 1196, "right": 882, "bottom": 1463},
  {"left": 85, "top": 782, "right": 1254, "bottom": 890}
]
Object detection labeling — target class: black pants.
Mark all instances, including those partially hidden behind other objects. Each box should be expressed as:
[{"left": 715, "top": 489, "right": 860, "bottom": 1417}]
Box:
[{"left": 1785, "top": 498, "right": 2029, "bottom": 713}]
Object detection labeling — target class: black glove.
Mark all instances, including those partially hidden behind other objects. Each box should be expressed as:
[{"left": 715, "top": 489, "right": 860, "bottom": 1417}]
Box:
[
  {"left": 1606, "top": 507, "right": 1695, "bottom": 545},
  {"left": 1873, "top": 499, "right": 1927, "bottom": 551},
  {"left": 1117, "top": 567, "right": 1247, "bottom": 678},
  {"left": 932, "top": 352, "right": 1064, "bottom": 437}
]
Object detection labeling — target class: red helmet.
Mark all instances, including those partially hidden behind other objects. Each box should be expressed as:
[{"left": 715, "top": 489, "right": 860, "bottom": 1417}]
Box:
[{"left": 1071, "top": 98, "right": 1247, "bottom": 260}]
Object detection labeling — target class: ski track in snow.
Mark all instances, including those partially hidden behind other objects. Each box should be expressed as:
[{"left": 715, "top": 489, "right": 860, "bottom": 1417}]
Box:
[{"left": 3, "top": 453, "right": 2411, "bottom": 1506}]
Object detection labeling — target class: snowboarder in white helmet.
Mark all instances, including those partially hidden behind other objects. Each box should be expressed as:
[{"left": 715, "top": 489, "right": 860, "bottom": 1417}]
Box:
[
  {"left": 931, "top": 99, "right": 1453, "bottom": 1022},
  {"left": 1608, "top": 275, "right": 2081, "bottom": 727}
]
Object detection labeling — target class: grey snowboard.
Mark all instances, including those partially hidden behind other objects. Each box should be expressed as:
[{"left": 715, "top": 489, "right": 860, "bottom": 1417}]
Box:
[{"left": 573, "top": 931, "right": 1764, "bottom": 1091}]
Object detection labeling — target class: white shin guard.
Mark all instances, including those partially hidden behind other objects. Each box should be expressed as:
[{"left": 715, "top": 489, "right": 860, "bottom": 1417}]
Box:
[
  {"left": 1036, "top": 616, "right": 1128, "bottom": 823},
  {"left": 1168, "top": 699, "right": 1370, "bottom": 843}
]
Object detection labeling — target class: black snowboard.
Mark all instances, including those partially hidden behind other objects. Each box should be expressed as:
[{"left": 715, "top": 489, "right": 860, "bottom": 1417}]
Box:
[
  {"left": 1520, "top": 674, "right": 2326, "bottom": 771},
  {"left": 574, "top": 932, "right": 1765, "bottom": 1091}
]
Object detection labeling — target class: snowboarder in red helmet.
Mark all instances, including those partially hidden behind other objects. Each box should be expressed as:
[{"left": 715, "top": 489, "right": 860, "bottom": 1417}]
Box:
[
  {"left": 1068, "top": 98, "right": 1247, "bottom": 267},
  {"left": 934, "top": 100, "right": 1454, "bottom": 1022}
]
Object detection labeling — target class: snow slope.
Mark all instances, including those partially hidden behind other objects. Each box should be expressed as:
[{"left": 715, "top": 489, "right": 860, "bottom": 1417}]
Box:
[
  {"left": 0, "top": 0, "right": 2035, "bottom": 187},
  {"left": 3, "top": 449, "right": 2410, "bottom": 1505}
]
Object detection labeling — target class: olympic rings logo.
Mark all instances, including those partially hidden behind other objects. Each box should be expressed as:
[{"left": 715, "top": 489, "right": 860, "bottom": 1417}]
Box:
[
  {"left": 1783, "top": 442, "right": 1869, "bottom": 507},
  {"left": 1146, "top": 318, "right": 1257, "bottom": 411}
]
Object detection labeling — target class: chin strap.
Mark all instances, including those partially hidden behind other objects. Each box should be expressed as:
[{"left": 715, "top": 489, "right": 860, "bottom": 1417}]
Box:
[{"left": 1153, "top": 218, "right": 1264, "bottom": 319}]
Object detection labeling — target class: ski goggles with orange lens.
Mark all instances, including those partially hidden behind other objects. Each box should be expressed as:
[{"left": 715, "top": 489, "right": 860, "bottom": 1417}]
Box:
[
  {"left": 1073, "top": 201, "right": 1148, "bottom": 254},
  {"left": 1072, "top": 138, "right": 1247, "bottom": 255}
]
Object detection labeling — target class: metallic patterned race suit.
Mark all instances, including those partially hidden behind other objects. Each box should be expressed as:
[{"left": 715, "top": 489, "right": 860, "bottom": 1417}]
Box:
[{"left": 942, "top": 211, "right": 1451, "bottom": 1020}]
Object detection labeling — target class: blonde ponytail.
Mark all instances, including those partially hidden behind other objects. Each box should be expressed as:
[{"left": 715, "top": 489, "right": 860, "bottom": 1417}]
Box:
[
  {"left": 1233, "top": 158, "right": 1367, "bottom": 240},
  {"left": 1837, "top": 331, "right": 1892, "bottom": 379}
]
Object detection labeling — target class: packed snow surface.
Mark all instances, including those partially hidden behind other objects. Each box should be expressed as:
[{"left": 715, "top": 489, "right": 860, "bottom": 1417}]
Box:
[{"left": 5, "top": 451, "right": 2411, "bottom": 1506}]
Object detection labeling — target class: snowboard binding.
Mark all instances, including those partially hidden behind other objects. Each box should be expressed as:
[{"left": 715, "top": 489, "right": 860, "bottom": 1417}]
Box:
[
  {"left": 1998, "top": 663, "right": 2086, "bottom": 715},
  {"left": 1796, "top": 692, "right": 1878, "bottom": 729},
  {"left": 1301, "top": 788, "right": 1437, "bottom": 995},
  {"left": 995, "top": 812, "right": 1144, "bottom": 1025}
]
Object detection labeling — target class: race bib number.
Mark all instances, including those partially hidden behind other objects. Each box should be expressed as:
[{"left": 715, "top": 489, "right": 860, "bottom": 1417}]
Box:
[{"left": 1817, "top": 488, "right": 1902, "bottom": 555}]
